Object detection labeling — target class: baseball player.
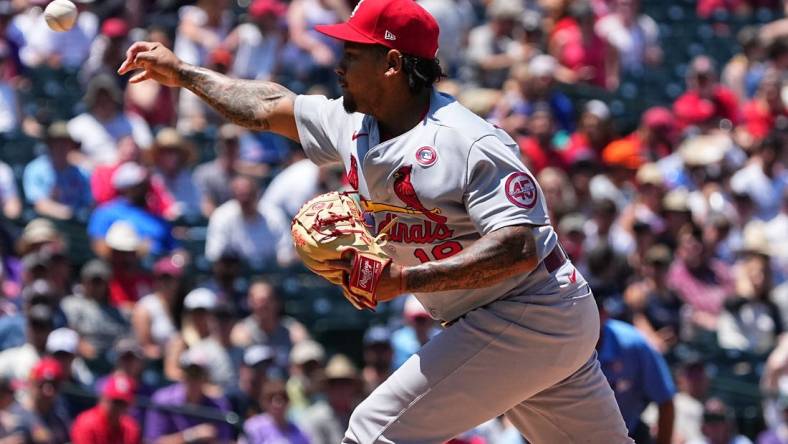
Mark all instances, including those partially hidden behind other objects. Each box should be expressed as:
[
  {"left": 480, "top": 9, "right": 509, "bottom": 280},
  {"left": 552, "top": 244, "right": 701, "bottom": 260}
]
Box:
[{"left": 118, "top": 0, "right": 632, "bottom": 441}]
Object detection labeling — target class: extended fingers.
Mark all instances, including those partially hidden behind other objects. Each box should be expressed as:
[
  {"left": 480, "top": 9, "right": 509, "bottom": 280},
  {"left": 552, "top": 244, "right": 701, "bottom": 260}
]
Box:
[{"left": 118, "top": 41, "right": 154, "bottom": 74}]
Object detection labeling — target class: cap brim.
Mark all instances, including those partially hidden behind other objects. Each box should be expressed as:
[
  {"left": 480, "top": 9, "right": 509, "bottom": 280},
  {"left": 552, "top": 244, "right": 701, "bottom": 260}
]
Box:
[{"left": 315, "top": 23, "right": 378, "bottom": 45}]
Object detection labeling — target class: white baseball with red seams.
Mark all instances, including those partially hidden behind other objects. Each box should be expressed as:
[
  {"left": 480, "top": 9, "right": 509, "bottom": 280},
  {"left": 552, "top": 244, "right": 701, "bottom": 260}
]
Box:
[{"left": 294, "top": 89, "right": 633, "bottom": 443}]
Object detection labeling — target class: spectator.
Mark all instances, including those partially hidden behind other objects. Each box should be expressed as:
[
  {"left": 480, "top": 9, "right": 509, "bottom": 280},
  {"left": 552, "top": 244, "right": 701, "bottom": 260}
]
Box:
[
  {"left": 225, "top": 0, "right": 286, "bottom": 81},
  {"left": 564, "top": 100, "right": 615, "bottom": 165},
  {"left": 88, "top": 163, "right": 177, "bottom": 258},
  {"left": 100, "top": 222, "right": 154, "bottom": 309},
  {"left": 668, "top": 223, "right": 735, "bottom": 333},
  {"left": 417, "top": 0, "right": 474, "bottom": 76},
  {"left": 361, "top": 326, "right": 393, "bottom": 395},
  {"left": 94, "top": 338, "right": 154, "bottom": 427},
  {"left": 672, "top": 357, "right": 710, "bottom": 444},
  {"left": 722, "top": 27, "right": 768, "bottom": 101},
  {"left": 595, "top": 0, "right": 661, "bottom": 75},
  {"left": 19, "top": 0, "right": 97, "bottom": 68},
  {"left": 23, "top": 121, "right": 92, "bottom": 220},
  {"left": 61, "top": 260, "right": 129, "bottom": 370},
  {"left": 0, "top": 303, "right": 53, "bottom": 382},
  {"left": 287, "top": 340, "right": 326, "bottom": 419},
  {"left": 45, "top": 327, "right": 95, "bottom": 417},
  {"left": 688, "top": 398, "right": 753, "bottom": 444},
  {"left": 149, "top": 127, "right": 201, "bottom": 220},
  {"left": 17, "top": 357, "right": 70, "bottom": 444},
  {"left": 131, "top": 255, "right": 182, "bottom": 360},
  {"left": 80, "top": 17, "right": 131, "bottom": 87},
  {"left": 0, "top": 157, "right": 20, "bottom": 220},
  {"left": 231, "top": 280, "right": 308, "bottom": 367},
  {"left": 603, "top": 107, "right": 678, "bottom": 171},
  {"left": 0, "top": 376, "right": 37, "bottom": 442},
  {"left": 391, "top": 295, "right": 440, "bottom": 369},
  {"left": 71, "top": 373, "right": 141, "bottom": 444},
  {"left": 517, "top": 104, "right": 566, "bottom": 174},
  {"left": 68, "top": 75, "right": 153, "bottom": 169},
  {"left": 227, "top": 345, "right": 277, "bottom": 420},
  {"left": 538, "top": 167, "right": 578, "bottom": 224},
  {"left": 673, "top": 56, "right": 740, "bottom": 132},
  {"left": 15, "top": 218, "right": 65, "bottom": 258},
  {"left": 741, "top": 69, "right": 787, "bottom": 141},
  {"left": 596, "top": 294, "right": 676, "bottom": 444},
  {"left": 549, "top": 0, "right": 612, "bottom": 88},
  {"left": 730, "top": 132, "right": 786, "bottom": 222},
  {"left": 198, "top": 250, "right": 248, "bottom": 312},
  {"left": 623, "top": 244, "right": 683, "bottom": 354},
  {"left": 194, "top": 124, "right": 242, "bottom": 217},
  {"left": 144, "top": 348, "right": 234, "bottom": 444},
  {"left": 166, "top": 288, "right": 236, "bottom": 387},
  {"left": 718, "top": 223, "right": 783, "bottom": 354},
  {"left": 205, "top": 175, "right": 284, "bottom": 268},
  {"left": 0, "top": 42, "right": 20, "bottom": 133},
  {"left": 89, "top": 135, "right": 175, "bottom": 217},
  {"left": 466, "top": 0, "right": 526, "bottom": 89},
  {"left": 240, "top": 378, "right": 310, "bottom": 444},
  {"left": 281, "top": 0, "right": 347, "bottom": 93},
  {"left": 300, "top": 354, "right": 362, "bottom": 444}
]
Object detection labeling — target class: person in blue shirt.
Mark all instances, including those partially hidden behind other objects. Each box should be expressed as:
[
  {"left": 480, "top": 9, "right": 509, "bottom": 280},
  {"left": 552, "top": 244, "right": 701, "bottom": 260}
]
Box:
[
  {"left": 391, "top": 295, "right": 441, "bottom": 369},
  {"left": 23, "top": 121, "right": 92, "bottom": 220},
  {"left": 597, "top": 293, "right": 676, "bottom": 444},
  {"left": 88, "top": 162, "right": 177, "bottom": 258}
]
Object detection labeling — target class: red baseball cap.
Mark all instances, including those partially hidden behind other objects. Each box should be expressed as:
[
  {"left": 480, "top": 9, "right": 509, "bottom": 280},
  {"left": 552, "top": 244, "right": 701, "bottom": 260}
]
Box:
[
  {"left": 30, "top": 357, "right": 64, "bottom": 383},
  {"left": 103, "top": 374, "right": 136, "bottom": 404},
  {"left": 249, "top": 0, "right": 286, "bottom": 18},
  {"left": 101, "top": 18, "right": 129, "bottom": 39},
  {"left": 315, "top": 0, "right": 439, "bottom": 59}
]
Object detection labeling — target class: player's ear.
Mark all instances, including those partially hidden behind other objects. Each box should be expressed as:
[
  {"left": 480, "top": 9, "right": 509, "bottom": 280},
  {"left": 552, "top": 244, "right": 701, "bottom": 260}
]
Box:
[{"left": 384, "top": 49, "right": 403, "bottom": 76}]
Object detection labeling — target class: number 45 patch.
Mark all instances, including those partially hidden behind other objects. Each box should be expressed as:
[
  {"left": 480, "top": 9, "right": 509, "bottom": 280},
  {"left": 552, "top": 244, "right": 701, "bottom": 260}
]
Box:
[{"left": 505, "top": 172, "right": 538, "bottom": 209}]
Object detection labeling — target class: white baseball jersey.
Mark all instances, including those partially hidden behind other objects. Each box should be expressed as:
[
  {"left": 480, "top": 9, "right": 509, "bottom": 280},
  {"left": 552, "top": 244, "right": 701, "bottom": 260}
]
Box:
[{"left": 294, "top": 90, "right": 588, "bottom": 322}]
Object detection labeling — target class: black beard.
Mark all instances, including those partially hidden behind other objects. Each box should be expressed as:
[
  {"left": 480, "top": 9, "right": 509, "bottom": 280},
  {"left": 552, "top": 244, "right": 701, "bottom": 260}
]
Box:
[{"left": 342, "top": 90, "right": 358, "bottom": 113}]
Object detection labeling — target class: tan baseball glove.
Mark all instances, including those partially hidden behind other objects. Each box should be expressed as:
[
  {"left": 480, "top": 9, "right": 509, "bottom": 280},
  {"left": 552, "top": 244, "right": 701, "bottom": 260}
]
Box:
[{"left": 291, "top": 192, "right": 393, "bottom": 310}]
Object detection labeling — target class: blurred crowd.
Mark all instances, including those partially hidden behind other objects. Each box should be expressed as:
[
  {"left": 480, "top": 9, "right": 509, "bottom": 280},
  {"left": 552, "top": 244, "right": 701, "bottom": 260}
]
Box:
[{"left": 0, "top": 0, "right": 785, "bottom": 443}]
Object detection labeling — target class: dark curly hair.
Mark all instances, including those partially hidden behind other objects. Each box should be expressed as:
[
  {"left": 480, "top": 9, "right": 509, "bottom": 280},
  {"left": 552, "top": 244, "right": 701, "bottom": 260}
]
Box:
[
  {"left": 373, "top": 45, "right": 445, "bottom": 94},
  {"left": 401, "top": 54, "right": 445, "bottom": 94}
]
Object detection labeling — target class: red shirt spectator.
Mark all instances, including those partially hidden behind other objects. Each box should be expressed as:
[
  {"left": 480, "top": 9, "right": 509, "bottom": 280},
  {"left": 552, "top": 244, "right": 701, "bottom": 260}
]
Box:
[
  {"left": 71, "top": 374, "right": 141, "bottom": 444},
  {"left": 741, "top": 70, "right": 786, "bottom": 140},
  {"left": 92, "top": 163, "right": 175, "bottom": 216},
  {"left": 550, "top": 4, "right": 609, "bottom": 89},
  {"left": 673, "top": 56, "right": 739, "bottom": 131}
]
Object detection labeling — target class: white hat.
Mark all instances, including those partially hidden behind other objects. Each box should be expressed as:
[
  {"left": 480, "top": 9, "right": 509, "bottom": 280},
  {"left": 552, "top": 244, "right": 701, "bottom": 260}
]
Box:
[
  {"left": 184, "top": 288, "right": 218, "bottom": 311},
  {"left": 244, "top": 345, "right": 275, "bottom": 367},
  {"left": 46, "top": 327, "right": 79, "bottom": 355},
  {"left": 528, "top": 55, "right": 557, "bottom": 78},
  {"left": 584, "top": 100, "right": 611, "bottom": 121},
  {"left": 289, "top": 340, "right": 325, "bottom": 365},
  {"left": 112, "top": 162, "right": 148, "bottom": 191},
  {"left": 105, "top": 221, "right": 141, "bottom": 252}
]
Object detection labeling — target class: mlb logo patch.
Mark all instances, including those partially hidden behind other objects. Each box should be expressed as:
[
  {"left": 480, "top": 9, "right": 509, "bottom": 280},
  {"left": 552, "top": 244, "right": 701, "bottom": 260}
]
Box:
[{"left": 415, "top": 146, "right": 437, "bottom": 167}]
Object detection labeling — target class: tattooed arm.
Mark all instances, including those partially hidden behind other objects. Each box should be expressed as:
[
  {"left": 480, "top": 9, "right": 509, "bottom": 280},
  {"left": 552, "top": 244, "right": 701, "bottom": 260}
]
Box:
[
  {"left": 117, "top": 41, "right": 298, "bottom": 141},
  {"left": 401, "top": 225, "right": 540, "bottom": 293},
  {"left": 330, "top": 224, "right": 541, "bottom": 303}
]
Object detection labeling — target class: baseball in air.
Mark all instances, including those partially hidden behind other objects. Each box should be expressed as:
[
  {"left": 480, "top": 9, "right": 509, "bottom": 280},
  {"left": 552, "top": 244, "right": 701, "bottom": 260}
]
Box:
[{"left": 44, "top": 0, "right": 78, "bottom": 32}]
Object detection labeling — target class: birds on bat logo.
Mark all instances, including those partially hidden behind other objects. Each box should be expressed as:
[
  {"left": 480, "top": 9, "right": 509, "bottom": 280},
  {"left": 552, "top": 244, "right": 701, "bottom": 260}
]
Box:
[{"left": 392, "top": 165, "right": 447, "bottom": 223}]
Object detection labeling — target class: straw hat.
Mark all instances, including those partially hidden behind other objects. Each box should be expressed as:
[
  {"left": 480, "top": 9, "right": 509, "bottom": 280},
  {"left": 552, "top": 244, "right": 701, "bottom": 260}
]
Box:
[{"left": 151, "top": 127, "right": 196, "bottom": 165}]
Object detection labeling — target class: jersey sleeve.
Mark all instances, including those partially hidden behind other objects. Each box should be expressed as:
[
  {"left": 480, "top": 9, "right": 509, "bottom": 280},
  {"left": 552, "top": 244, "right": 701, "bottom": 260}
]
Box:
[
  {"left": 464, "top": 134, "right": 550, "bottom": 234},
  {"left": 293, "top": 95, "right": 345, "bottom": 166}
]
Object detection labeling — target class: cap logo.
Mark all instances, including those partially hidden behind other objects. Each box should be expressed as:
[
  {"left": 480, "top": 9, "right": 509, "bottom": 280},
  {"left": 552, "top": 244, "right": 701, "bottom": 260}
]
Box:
[
  {"left": 350, "top": 0, "right": 364, "bottom": 17},
  {"left": 384, "top": 30, "right": 396, "bottom": 41}
]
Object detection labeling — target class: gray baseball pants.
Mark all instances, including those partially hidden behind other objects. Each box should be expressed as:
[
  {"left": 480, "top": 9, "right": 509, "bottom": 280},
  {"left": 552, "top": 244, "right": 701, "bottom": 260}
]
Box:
[{"left": 342, "top": 292, "right": 633, "bottom": 444}]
